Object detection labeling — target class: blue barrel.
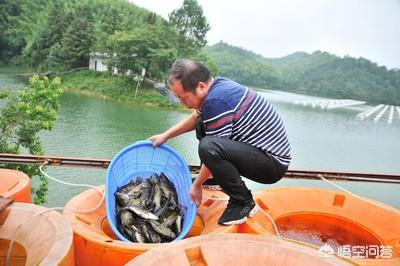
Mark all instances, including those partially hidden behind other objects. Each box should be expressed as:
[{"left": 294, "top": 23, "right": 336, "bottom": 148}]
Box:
[{"left": 105, "top": 140, "right": 196, "bottom": 242}]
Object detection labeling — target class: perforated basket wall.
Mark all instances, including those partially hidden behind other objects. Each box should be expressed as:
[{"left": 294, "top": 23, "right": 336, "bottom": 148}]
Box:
[{"left": 105, "top": 140, "right": 196, "bottom": 242}]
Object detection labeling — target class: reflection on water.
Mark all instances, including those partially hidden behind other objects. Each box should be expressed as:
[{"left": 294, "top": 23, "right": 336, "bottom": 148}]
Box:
[{"left": 1, "top": 75, "right": 399, "bottom": 208}]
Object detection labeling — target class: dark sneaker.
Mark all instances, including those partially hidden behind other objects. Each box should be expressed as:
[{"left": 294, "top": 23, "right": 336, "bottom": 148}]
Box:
[{"left": 218, "top": 199, "right": 259, "bottom": 225}]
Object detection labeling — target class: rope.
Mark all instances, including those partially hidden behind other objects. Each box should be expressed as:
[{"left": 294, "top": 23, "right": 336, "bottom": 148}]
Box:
[{"left": 317, "top": 174, "right": 399, "bottom": 212}]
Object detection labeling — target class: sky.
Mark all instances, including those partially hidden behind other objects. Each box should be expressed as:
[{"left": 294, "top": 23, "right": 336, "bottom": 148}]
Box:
[{"left": 131, "top": 0, "right": 400, "bottom": 70}]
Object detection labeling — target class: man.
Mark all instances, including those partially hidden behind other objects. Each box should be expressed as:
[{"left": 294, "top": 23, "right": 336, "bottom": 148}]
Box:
[{"left": 149, "top": 59, "right": 291, "bottom": 225}]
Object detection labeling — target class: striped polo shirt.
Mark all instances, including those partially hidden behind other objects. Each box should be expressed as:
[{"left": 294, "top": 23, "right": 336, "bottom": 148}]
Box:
[{"left": 200, "top": 77, "right": 291, "bottom": 166}]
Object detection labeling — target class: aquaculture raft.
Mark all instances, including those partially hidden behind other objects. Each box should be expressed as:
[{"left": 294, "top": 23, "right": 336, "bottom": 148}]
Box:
[
  {"left": 0, "top": 203, "right": 74, "bottom": 265},
  {"left": 63, "top": 186, "right": 236, "bottom": 265}
]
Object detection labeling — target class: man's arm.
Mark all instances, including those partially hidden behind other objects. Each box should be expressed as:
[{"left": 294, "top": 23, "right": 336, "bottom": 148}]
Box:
[
  {"left": 189, "top": 164, "right": 212, "bottom": 207},
  {"left": 149, "top": 110, "right": 199, "bottom": 147},
  {"left": 193, "top": 164, "right": 212, "bottom": 187}
]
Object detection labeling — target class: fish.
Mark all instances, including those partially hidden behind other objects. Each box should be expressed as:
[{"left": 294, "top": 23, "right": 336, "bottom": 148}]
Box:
[
  {"left": 131, "top": 225, "right": 145, "bottom": 243},
  {"left": 163, "top": 211, "right": 179, "bottom": 227},
  {"left": 148, "top": 220, "right": 176, "bottom": 239},
  {"left": 148, "top": 231, "right": 162, "bottom": 243},
  {"left": 121, "top": 205, "right": 159, "bottom": 220},
  {"left": 115, "top": 192, "right": 130, "bottom": 206},
  {"left": 139, "top": 224, "right": 151, "bottom": 243},
  {"left": 119, "top": 178, "right": 142, "bottom": 194},
  {"left": 115, "top": 192, "right": 141, "bottom": 207},
  {"left": 140, "top": 179, "right": 153, "bottom": 208},
  {"left": 154, "top": 194, "right": 171, "bottom": 217},
  {"left": 159, "top": 174, "right": 178, "bottom": 206},
  {"left": 114, "top": 172, "right": 184, "bottom": 243},
  {"left": 134, "top": 231, "right": 145, "bottom": 243},
  {"left": 119, "top": 210, "right": 134, "bottom": 227},
  {"left": 149, "top": 177, "right": 162, "bottom": 211},
  {"left": 175, "top": 215, "right": 182, "bottom": 235}
]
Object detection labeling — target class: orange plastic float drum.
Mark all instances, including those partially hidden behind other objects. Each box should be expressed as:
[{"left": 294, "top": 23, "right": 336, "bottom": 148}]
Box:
[
  {"left": 0, "top": 203, "right": 74, "bottom": 265},
  {"left": 242, "top": 187, "right": 400, "bottom": 266},
  {"left": 0, "top": 169, "right": 31, "bottom": 203},
  {"left": 126, "top": 233, "right": 353, "bottom": 266},
  {"left": 63, "top": 185, "right": 235, "bottom": 266}
]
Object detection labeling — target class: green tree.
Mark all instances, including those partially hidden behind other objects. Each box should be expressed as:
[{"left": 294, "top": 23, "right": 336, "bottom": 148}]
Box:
[
  {"left": 105, "top": 25, "right": 177, "bottom": 80},
  {"left": 23, "top": 26, "right": 51, "bottom": 67},
  {"left": 168, "top": 0, "right": 210, "bottom": 57},
  {"left": 62, "top": 5, "right": 95, "bottom": 68},
  {"left": 22, "top": 0, "right": 70, "bottom": 68},
  {"left": 0, "top": 75, "right": 63, "bottom": 204},
  {"left": 3, "top": 0, "right": 51, "bottom": 64},
  {"left": 43, "top": 42, "right": 67, "bottom": 72}
]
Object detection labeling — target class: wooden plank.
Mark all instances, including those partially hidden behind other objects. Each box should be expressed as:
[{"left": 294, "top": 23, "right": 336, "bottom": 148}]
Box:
[{"left": 0, "top": 196, "right": 13, "bottom": 212}]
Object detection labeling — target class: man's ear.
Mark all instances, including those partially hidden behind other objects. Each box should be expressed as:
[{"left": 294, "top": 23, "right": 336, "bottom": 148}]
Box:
[{"left": 197, "top": 81, "right": 208, "bottom": 94}]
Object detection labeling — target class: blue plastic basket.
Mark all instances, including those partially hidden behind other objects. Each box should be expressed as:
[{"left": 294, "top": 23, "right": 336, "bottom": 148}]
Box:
[{"left": 105, "top": 140, "right": 196, "bottom": 242}]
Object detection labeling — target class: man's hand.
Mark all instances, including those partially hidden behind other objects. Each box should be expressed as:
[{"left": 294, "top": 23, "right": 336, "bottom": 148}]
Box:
[
  {"left": 189, "top": 183, "right": 203, "bottom": 207},
  {"left": 148, "top": 132, "right": 168, "bottom": 147}
]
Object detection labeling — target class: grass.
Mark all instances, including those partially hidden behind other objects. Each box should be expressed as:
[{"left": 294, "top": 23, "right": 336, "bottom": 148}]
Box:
[
  {"left": 61, "top": 69, "right": 179, "bottom": 108},
  {"left": 0, "top": 64, "right": 33, "bottom": 75}
]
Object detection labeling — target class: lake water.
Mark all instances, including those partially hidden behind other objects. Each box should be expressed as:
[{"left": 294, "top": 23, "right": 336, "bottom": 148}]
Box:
[{"left": 1, "top": 73, "right": 399, "bottom": 209}]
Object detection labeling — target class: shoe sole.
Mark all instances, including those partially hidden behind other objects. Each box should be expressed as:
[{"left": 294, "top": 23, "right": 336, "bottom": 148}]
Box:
[
  {"left": 220, "top": 216, "right": 247, "bottom": 225},
  {"left": 220, "top": 204, "right": 259, "bottom": 225},
  {"left": 248, "top": 204, "right": 259, "bottom": 217}
]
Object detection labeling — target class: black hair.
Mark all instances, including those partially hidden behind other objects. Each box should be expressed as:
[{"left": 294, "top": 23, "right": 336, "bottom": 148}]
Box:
[{"left": 168, "top": 59, "right": 211, "bottom": 93}]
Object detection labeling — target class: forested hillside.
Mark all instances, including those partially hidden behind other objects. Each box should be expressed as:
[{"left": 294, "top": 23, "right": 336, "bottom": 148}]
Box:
[
  {"left": 203, "top": 42, "right": 283, "bottom": 90},
  {"left": 0, "top": 0, "right": 212, "bottom": 80},
  {"left": 1, "top": 0, "right": 398, "bottom": 105},
  {"left": 206, "top": 42, "right": 400, "bottom": 105}
]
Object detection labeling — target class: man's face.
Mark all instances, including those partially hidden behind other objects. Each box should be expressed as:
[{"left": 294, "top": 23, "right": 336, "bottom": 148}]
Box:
[{"left": 169, "top": 80, "right": 205, "bottom": 110}]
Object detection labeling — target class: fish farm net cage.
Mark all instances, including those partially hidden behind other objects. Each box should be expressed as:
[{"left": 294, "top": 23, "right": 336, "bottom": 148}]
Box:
[{"left": 105, "top": 140, "right": 196, "bottom": 242}]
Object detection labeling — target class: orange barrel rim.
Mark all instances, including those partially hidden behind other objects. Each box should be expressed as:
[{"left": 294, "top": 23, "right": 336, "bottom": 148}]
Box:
[
  {"left": 0, "top": 168, "right": 31, "bottom": 203},
  {"left": 63, "top": 185, "right": 235, "bottom": 266},
  {"left": 242, "top": 187, "right": 400, "bottom": 265},
  {"left": 126, "top": 233, "right": 354, "bottom": 265},
  {"left": 0, "top": 202, "right": 74, "bottom": 265}
]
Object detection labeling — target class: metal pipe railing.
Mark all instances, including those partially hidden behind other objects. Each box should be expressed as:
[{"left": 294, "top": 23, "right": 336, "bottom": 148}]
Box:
[{"left": 1, "top": 153, "right": 400, "bottom": 184}]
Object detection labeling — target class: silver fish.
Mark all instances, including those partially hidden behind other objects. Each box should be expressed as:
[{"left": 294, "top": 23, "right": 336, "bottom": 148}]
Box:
[
  {"left": 115, "top": 192, "right": 130, "bottom": 206},
  {"left": 147, "top": 226, "right": 162, "bottom": 243},
  {"left": 119, "top": 178, "right": 142, "bottom": 194},
  {"left": 122, "top": 205, "right": 159, "bottom": 220},
  {"left": 148, "top": 220, "right": 176, "bottom": 239},
  {"left": 175, "top": 215, "right": 182, "bottom": 235},
  {"left": 163, "top": 211, "right": 179, "bottom": 227},
  {"left": 140, "top": 179, "right": 152, "bottom": 207},
  {"left": 159, "top": 173, "right": 178, "bottom": 206},
  {"left": 119, "top": 210, "right": 134, "bottom": 227},
  {"left": 154, "top": 184, "right": 162, "bottom": 211}
]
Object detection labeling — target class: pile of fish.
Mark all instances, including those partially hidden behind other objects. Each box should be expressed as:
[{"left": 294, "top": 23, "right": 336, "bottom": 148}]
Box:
[{"left": 115, "top": 172, "right": 184, "bottom": 243}]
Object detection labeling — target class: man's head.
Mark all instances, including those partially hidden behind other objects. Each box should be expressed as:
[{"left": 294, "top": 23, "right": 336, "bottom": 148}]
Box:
[{"left": 168, "top": 59, "right": 212, "bottom": 109}]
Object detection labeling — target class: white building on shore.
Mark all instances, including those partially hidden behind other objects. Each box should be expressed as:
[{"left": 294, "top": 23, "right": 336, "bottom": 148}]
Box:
[
  {"left": 89, "top": 52, "right": 140, "bottom": 76},
  {"left": 89, "top": 52, "right": 119, "bottom": 74}
]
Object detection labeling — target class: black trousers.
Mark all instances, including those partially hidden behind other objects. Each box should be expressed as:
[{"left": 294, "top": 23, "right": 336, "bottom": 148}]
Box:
[{"left": 196, "top": 118, "right": 287, "bottom": 204}]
